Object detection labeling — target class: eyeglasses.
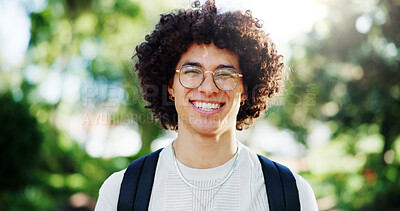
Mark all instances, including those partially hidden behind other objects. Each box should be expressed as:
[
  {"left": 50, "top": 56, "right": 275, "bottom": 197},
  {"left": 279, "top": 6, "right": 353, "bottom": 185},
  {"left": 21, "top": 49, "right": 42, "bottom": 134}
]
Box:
[{"left": 176, "top": 65, "right": 243, "bottom": 91}]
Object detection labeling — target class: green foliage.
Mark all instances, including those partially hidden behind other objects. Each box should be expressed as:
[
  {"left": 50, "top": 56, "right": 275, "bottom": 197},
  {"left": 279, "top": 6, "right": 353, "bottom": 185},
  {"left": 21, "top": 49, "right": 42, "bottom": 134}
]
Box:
[
  {"left": 0, "top": 0, "right": 174, "bottom": 209},
  {"left": 268, "top": 0, "right": 400, "bottom": 209},
  {"left": 0, "top": 93, "right": 42, "bottom": 190}
]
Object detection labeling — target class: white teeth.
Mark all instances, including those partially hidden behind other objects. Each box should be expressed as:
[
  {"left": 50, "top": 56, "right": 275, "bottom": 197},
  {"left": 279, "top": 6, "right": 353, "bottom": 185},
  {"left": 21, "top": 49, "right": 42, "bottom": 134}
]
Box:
[{"left": 193, "top": 102, "right": 221, "bottom": 111}]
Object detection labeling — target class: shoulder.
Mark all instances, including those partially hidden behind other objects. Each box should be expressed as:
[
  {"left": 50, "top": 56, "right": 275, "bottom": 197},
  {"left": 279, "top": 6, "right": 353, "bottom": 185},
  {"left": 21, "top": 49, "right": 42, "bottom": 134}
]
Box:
[
  {"left": 294, "top": 174, "right": 319, "bottom": 211},
  {"left": 241, "top": 144, "right": 318, "bottom": 210},
  {"left": 95, "top": 149, "right": 165, "bottom": 211},
  {"left": 100, "top": 169, "right": 126, "bottom": 194},
  {"left": 237, "top": 142, "right": 263, "bottom": 169},
  {"left": 95, "top": 169, "right": 126, "bottom": 211}
]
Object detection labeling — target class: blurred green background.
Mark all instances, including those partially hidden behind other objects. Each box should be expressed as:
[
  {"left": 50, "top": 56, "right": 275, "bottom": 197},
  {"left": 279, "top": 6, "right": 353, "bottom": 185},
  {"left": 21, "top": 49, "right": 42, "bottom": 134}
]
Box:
[{"left": 0, "top": 0, "right": 399, "bottom": 210}]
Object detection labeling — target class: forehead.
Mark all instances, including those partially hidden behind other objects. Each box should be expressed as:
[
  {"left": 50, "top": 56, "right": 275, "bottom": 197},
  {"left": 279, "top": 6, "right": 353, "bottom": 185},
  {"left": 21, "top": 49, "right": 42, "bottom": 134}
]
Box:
[{"left": 178, "top": 43, "right": 239, "bottom": 68}]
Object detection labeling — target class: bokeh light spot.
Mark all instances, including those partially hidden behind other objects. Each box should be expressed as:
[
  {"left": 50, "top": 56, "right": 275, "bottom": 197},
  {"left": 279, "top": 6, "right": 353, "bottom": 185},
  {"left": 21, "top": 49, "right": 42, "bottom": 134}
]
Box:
[{"left": 355, "top": 14, "right": 372, "bottom": 34}]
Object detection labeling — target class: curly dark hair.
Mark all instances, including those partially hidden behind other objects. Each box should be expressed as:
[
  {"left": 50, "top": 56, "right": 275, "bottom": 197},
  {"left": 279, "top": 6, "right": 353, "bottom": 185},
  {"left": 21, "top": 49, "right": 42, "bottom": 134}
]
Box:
[{"left": 134, "top": 0, "right": 284, "bottom": 131}]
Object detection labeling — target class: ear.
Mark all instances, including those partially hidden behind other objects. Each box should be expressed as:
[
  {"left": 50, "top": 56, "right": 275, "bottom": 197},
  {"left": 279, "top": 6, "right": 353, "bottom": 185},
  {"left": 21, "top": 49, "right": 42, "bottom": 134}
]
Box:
[
  {"left": 241, "top": 93, "right": 248, "bottom": 101},
  {"left": 168, "top": 79, "right": 174, "bottom": 97},
  {"left": 241, "top": 86, "right": 248, "bottom": 102}
]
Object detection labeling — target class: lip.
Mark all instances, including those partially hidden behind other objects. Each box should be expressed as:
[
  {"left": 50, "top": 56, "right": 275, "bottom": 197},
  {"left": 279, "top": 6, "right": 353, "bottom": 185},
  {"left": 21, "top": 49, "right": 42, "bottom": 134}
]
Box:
[{"left": 190, "top": 100, "right": 224, "bottom": 114}]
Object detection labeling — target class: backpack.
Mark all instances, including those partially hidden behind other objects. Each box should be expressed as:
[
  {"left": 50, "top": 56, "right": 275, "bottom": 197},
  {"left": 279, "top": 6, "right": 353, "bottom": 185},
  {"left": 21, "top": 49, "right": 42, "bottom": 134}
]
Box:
[{"left": 117, "top": 148, "right": 300, "bottom": 211}]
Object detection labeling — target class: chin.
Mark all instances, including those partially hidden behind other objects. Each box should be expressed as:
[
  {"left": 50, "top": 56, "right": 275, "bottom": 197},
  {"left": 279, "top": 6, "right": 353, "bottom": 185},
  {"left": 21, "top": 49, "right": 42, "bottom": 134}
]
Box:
[
  {"left": 194, "top": 124, "right": 219, "bottom": 133},
  {"left": 191, "top": 121, "right": 228, "bottom": 136}
]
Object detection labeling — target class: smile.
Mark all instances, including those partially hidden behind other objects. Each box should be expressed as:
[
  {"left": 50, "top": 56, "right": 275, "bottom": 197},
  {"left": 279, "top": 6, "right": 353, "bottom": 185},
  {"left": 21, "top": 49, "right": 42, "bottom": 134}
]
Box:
[{"left": 190, "top": 101, "right": 224, "bottom": 112}]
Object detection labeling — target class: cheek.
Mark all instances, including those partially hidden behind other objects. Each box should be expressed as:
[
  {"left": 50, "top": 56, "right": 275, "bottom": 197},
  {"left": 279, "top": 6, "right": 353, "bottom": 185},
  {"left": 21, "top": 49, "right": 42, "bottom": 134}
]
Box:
[
  {"left": 226, "top": 92, "right": 242, "bottom": 107},
  {"left": 174, "top": 82, "right": 185, "bottom": 97},
  {"left": 173, "top": 84, "right": 189, "bottom": 107},
  {"left": 171, "top": 75, "right": 182, "bottom": 96}
]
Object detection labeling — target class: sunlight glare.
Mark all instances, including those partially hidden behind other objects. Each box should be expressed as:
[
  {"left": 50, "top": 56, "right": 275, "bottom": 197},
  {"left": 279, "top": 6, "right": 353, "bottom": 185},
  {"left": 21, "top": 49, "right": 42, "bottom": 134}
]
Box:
[
  {"left": 0, "top": 0, "right": 31, "bottom": 68},
  {"left": 216, "top": 0, "right": 328, "bottom": 60}
]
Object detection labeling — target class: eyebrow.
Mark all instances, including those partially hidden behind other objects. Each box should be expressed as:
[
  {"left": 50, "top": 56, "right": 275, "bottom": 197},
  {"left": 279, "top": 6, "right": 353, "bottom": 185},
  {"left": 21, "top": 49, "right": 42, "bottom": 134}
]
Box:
[
  {"left": 217, "top": 64, "right": 235, "bottom": 69},
  {"left": 181, "top": 62, "right": 235, "bottom": 70},
  {"left": 182, "top": 62, "right": 202, "bottom": 67}
]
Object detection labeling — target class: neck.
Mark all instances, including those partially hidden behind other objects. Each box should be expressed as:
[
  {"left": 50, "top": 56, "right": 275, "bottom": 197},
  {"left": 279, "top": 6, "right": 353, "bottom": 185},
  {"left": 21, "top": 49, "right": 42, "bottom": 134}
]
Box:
[{"left": 173, "top": 124, "right": 238, "bottom": 169}]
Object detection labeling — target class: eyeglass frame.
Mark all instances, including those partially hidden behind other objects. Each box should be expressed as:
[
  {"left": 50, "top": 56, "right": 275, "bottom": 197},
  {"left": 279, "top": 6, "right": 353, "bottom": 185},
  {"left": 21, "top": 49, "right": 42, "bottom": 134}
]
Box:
[{"left": 175, "top": 65, "right": 244, "bottom": 91}]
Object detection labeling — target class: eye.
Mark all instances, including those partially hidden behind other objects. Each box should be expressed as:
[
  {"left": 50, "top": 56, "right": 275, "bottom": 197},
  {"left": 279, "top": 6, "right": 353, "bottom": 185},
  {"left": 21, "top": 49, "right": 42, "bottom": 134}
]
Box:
[
  {"left": 218, "top": 72, "right": 234, "bottom": 77},
  {"left": 182, "top": 66, "right": 202, "bottom": 75},
  {"left": 184, "top": 70, "right": 201, "bottom": 74},
  {"left": 215, "top": 68, "right": 237, "bottom": 78}
]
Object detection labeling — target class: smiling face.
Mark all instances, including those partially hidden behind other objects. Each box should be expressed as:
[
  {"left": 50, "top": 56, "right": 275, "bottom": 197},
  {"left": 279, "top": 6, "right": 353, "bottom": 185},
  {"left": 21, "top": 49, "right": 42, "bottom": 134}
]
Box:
[{"left": 168, "top": 43, "right": 247, "bottom": 136}]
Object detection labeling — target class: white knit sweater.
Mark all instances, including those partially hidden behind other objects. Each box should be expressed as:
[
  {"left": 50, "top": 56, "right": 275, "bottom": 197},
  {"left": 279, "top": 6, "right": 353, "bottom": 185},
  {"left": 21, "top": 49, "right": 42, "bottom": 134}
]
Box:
[{"left": 95, "top": 142, "right": 318, "bottom": 211}]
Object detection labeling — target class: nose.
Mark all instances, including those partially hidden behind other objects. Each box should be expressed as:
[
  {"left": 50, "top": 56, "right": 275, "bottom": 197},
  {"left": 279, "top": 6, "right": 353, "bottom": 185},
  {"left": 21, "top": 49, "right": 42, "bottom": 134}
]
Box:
[{"left": 198, "top": 71, "right": 219, "bottom": 95}]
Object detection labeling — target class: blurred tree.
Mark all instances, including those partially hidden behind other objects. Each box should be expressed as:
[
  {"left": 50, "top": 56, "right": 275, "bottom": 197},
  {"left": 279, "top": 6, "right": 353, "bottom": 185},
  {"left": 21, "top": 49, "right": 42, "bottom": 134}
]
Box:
[
  {"left": 0, "top": 0, "right": 180, "bottom": 210},
  {"left": 27, "top": 0, "right": 167, "bottom": 156},
  {"left": 269, "top": 0, "right": 400, "bottom": 210},
  {"left": 0, "top": 92, "right": 42, "bottom": 208}
]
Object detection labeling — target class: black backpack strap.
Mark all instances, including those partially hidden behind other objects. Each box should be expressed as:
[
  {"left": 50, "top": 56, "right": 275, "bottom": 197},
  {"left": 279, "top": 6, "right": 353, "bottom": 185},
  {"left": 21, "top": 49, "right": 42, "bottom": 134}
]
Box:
[
  {"left": 117, "top": 148, "right": 163, "bottom": 211},
  {"left": 257, "top": 155, "right": 300, "bottom": 211}
]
